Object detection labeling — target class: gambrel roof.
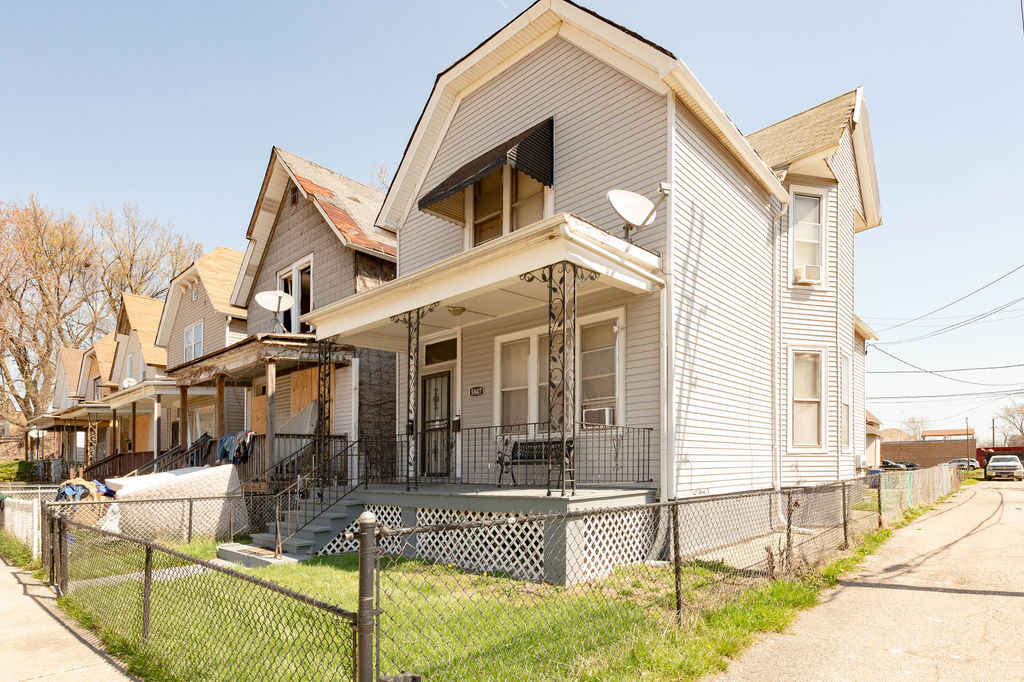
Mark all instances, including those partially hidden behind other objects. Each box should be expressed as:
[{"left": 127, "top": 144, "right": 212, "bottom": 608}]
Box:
[
  {"left": 375, "top": 0, "right": 789, "bottom": 232},
  {"left": 230, "top": 147, "right": 396, "bottom": 309}
]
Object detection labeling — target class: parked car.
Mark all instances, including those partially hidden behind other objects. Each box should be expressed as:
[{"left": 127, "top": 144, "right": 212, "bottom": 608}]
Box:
[
  {"left": 945, "top": 458, "right": 980, "bottom": 470},
  {"left": 985, "top": 455, "right": 1024, "bottom": 481},
  {"left": 897, "top": 461, "right": 920, "bottom": 470},
  {"left": 881, "top": 460, "right": 907, "bottom": 470}
]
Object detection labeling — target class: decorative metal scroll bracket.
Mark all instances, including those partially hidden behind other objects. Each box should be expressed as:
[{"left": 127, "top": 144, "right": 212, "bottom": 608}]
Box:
[
  {"left": 390, "top": 301, "right": 440, "bottom": 491},
  {"left": 520, "top": 263, "right": 599, "bottom": 285}
]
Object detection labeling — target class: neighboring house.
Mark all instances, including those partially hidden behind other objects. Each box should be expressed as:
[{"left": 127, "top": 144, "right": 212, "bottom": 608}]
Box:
[
  {"left": 157, "top": 148, "right": 397, "bottom": 479},
  {"left": 864, "top": 410, "right": 881, "bottom": 469},
  {"left": 100, "top": 292, "right": 181, "bottom": 468},
  {"left": 880, "top": 427, "right": 913, "bottom": 442},
  {"left": 306, "top": 0, "right": 883, "bottom": 517},
  {"left": 881, "top": 437, "right": 976, "bottom": 469},
  {"left": 27, "top": 348, "right": 87, "bottom": 463}
]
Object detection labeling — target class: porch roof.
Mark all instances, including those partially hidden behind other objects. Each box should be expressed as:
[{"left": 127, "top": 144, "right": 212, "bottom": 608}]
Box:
[
  {"left": 104, "top": 379, "right": 215, "bottom": 410},
  {"left": 304, "top": 213, "right": 663, "bottom": 352},
  {"left": 166, "top": 333, "right": 352, "bottom": 386}
]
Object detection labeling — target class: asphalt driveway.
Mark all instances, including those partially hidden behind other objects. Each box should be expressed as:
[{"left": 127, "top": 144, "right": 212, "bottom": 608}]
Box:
[{"left": 715, "top": 480, "right": 1024, "bottom": 681}]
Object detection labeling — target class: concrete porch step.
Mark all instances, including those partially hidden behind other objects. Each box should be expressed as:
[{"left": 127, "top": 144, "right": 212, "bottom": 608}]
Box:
[
  {"left": 250, "top": 532, "right": 315, "bottom": 556},
  {"left": 216, "top": 542, "right": 304, "bottom": 568}
]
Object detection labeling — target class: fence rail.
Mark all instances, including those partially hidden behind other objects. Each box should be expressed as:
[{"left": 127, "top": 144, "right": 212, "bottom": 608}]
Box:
[{"left": 43, "top": 512, "right": 357, "bottom": 681}]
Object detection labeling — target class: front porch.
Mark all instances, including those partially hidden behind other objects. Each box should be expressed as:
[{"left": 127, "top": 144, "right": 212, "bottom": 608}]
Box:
[{"left": 305, "top": 213, "right": 665, "bottom": 497}]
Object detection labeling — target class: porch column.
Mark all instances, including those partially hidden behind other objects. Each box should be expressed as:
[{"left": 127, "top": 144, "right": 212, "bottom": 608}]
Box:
[
  {"left": 109, "top": 409, "right": 117, "bottom": 455},
  {"left": 523, "top": 261, "right": 596, "bottom": 496},
  {"left": 153, "top": 395, "right": 162, "bottom": 459},
  {"left": 266, "top": 359, "right": 277, "bottom": 466},
  {"left": 179, "top": 386, "right": 189, "bottom": 448},
  {"left": 131, "top": 402, "right": 137, "bottom": 453},
  {"left": 391, "top": 302, "right": 439, "bottom": 490},
  {"left": 215, "top": 374, "right": 226, "bottom": 439}
]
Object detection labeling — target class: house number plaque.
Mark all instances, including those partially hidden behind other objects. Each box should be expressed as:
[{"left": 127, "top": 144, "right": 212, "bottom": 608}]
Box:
[{"left": 469, "top": 386, "right": 484, "bottom": 397}]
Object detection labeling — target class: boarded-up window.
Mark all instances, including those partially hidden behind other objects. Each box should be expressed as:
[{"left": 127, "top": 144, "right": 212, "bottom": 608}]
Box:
[{"left": 355, "top": 252, "right": 397, "bottom": 293}]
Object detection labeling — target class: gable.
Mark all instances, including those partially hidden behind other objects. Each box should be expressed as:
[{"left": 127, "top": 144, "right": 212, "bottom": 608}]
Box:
[
  {"left": 166, "top": 278, "right": 222, "bottom": 369},
  {"left": 399, "top": 36, "right": 668, "bottom": 274}
]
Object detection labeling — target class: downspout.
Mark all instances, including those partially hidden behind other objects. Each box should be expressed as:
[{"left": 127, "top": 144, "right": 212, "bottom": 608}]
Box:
[{"left": 771, "top": 199, "right": 788, "bottom": 491}]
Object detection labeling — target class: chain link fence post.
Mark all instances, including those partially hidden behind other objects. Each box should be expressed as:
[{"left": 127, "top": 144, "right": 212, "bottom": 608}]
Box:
[
  {"left": 785, "top": 490, "right": 794, "bottom": 573},
  {"left": 841, "top": 481, "right": 849, "bottom": 549},
  {"left": 670, "top": 500, "right": 683, "bottom": 624},
  {"left": 876, "top": 473, "right": 884, "bottom": 528},
  {"left": 142, "top": 545, "right": 153, "bottom": 642},
  {"left": 58, "top": 514, "right": 68, "bottom": 596},
  {"left": 357, "top": 511, "right": 378, "bottom": 682}
]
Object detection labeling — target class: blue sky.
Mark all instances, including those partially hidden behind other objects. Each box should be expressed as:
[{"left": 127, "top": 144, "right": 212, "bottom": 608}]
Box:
[{"left": 3, "top": 1, "right": 1023, "bottom": 440}]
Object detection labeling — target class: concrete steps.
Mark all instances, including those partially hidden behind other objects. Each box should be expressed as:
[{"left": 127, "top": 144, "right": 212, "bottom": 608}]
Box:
[{"left": 248, "top": 498, "right": 363, "bottom": 558}]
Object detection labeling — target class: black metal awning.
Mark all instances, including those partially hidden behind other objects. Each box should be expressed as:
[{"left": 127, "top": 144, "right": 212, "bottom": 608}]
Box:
[{"left": 417, "top": 118, "right": 553, "bottom": 222}]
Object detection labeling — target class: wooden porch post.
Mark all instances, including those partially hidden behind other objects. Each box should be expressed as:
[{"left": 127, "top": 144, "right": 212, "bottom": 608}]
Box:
[
  {"left": 179, "top": 386, "right": 189, "bottom": 448},
  {"left": 131, "top": 402, "right": 137, "bottom": 453},
  {"left": 153, "top": 395, "right": 162, "bottom": 459},
  {"left": 215, "top": 374, "right": 226, "bottom": 439},
  {"left": 266, "top": 360, "right": 277, "bottom": 465},
  {"left": 109, "top": 409, "right": 117, "bottom": 455}
]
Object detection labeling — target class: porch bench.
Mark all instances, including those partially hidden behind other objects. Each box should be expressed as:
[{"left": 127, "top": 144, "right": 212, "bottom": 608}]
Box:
[{"left": 496, "top": 436, "right": 574, "bottom": 486}]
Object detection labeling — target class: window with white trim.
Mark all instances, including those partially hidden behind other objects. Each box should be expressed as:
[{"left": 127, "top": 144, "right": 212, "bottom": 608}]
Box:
[
  {"left": 125, "top": 353, "right": 134, "bottom": 383},
  {"left": 496, "top": 312, "right": 622, "bottom": 428},
  {"left": 468, "top": 167, "right": 550, "bottom": 247},
  {"left": 278, "top": 256, "right": 313, "bottom": 333},
  {"left": 184, "top": 321, "right": 203, "bottom": 362},
  {"left": 841, "top": 353, "right": 851, "bottom": 450},
  {"left": 792, "top": 193, "right": 822, "bottom": 284},
  {"left": 792, "top": 350, "right": 822, "bottom": 447}
]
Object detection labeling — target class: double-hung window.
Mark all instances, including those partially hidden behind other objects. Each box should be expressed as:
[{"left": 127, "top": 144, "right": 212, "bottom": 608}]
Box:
[
  {"left": 792, "top": 194, "right": 822, "bottom": 284},
  {"left": 278, "top": 256, "right": 313, "bottom": 333},
  {"left": 468, "top": 167, "right": 550, "bottom": 247},
  {"left": 496, "top": 312, "right": 622, "bottom": 429},
  {"left": 125, "top": 353, "right": 134, "bottom": 383},
  {"left": 792, "top": 350, "right": 822, "bottom": 447},
  {"left": 184, "top": 321, "right": 203, "bottom": 362}
]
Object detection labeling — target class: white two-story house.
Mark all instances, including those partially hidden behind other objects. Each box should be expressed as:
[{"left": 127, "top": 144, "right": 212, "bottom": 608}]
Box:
[{"left": 305, "top": 0, "right": 882, "bottom": 511}]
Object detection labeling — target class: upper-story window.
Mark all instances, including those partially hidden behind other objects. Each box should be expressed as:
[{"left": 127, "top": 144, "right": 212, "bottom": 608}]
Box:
[
  {"left": 278, "top": 256, "right": 313, "bottom": 333},
  {"left": 469, "top": 167, "right": 550, "bottom": 247},
  {"left": 92, "top": 377, "right": 102, "bottom": 401},
  {"left": 125, "top": 353, "right": 134, "bottom": 383},
  {"left": 792, "top": 193, "right": 823, "bottom": 285},
  {"left": 184, "top": 321, "right": 203, "bottom": 362}
]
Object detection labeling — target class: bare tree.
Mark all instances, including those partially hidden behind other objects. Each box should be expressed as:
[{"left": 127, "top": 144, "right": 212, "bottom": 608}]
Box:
[
  {"left": 902, "top": 416, "right": 927, "bottom": 440},
  {"left": 0, "top": 197, "right": 203, "bottom": 424},
  {"left": 91, "top": 204, "right": 202, "bottom": 319},
  {"left": 996, "top": 401, "right": 1024, "bottom": 445},
  {"left": 368, "top": 162, "right": 393, "bottom": 193}
]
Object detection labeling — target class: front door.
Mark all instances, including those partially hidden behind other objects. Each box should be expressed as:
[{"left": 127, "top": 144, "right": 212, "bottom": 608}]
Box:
[{"left": 421, "top": 371, "right": 452, "bottom": 477}]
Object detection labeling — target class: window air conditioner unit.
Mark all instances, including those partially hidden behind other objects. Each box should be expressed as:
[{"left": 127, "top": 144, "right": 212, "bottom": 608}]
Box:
[
  {"left": 793, "top": 265, "right": 821, "bottom": 285},
  {"left": 582, "top": 407, "right": 615, "bottom": 425}
]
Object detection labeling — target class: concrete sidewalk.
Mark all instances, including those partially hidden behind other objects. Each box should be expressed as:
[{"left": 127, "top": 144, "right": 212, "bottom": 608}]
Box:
[
  {"left": 716, "top": 481, "right": 1024, "bottom": 681},
  {"left": 0, "top": 558, "right": 132, "bottom": 681}
]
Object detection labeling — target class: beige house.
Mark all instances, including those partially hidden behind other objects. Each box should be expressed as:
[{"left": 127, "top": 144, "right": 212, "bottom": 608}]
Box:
[
  {"left": 306, "top": 0, "right": 883, "bottom": 509},
  {"left": 155, "top": 148, "right": 397, "bottom": 483}
]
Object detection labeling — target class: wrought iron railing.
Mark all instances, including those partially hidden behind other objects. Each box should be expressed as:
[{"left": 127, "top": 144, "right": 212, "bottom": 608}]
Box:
[
  {"left": 241, "top": 433, "right": 349, "bottom": 494},
  {"left": 355, "top": 422, "right": 652, "bottom": 493},
  {"left": 272, "top": 437, "right": 364, "bottom": 555}
]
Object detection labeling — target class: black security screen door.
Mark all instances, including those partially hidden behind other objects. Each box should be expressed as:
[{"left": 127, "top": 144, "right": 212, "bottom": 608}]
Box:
[{"left": 421, "top": 372, "right": 452, "bottom": 477}]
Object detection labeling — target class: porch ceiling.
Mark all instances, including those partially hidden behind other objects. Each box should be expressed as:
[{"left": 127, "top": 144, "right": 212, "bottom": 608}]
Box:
[{"left": 305, "top": 213, "right": 663, "bottom": 352}]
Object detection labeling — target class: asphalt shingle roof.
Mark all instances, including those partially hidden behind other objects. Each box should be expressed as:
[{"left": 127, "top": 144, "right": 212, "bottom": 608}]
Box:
[{"left": 746, "top": 90, "right": 858, "bottom": 169}]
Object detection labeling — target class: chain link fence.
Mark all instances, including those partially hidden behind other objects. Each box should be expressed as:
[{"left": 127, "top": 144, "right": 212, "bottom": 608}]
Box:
[
  {"left": 370, "top": 466, "right": 962, "bottom": 680},
  {"left": 1, "top": 495, "right": 41, "bottom": 558},
  {"left": 42, "top": 511, "right": 358, "bottom": 681}
]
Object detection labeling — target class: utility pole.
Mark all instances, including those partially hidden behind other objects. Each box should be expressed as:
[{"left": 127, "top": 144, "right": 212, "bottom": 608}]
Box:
[
  {"left": 966, "top": 417, "right": 972, "bottom": 477},
  {"left": 992, "top": 418, "right": 997, "bottom": 449}
]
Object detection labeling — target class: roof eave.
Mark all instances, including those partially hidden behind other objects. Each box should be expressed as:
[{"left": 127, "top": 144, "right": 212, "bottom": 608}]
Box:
[{"left": 851, "top": 87, "right": 882, "bottom": 232}]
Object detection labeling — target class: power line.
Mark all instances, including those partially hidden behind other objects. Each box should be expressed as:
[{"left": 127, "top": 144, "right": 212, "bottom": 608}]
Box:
[
  {"left": 868, "top": 360, "right": 1024, "bottom": 374},
  {"left": 876, "top": 293, "right": 1024, "bottom": 345},
  {"left": 867, "top": 345, "right": 1024, "bottom": 386},
  {"left": 876, "top": 261, "right": 1024, "bottom": 333},
  {"left": 868, "top": 388, "right": 1024, "bottom": 401}
]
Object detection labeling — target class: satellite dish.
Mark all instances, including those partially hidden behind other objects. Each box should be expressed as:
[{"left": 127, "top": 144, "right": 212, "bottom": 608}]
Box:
[
  {"left": 254, "top": 290, "right": 295, "bottom": 333},
  {"left": 607, "top": 184, "right": 669, "bottom": 243},
  {"left": 122, "top": 377, "right": 138, "bottom": 389},
  {"left": 28, "top": 429, "right": 42, "bottom": 439},
  {"left": 608, "top": 189, "right": 657, "bottom": 229}
]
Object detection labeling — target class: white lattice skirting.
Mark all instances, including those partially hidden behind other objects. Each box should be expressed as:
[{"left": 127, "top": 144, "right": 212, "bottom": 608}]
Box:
[
  {"left": 415, "top": 508, "right": 545, "bottom": 582},
  {"left": 318, "top": 504, "right": 403, "bottom": 556}
]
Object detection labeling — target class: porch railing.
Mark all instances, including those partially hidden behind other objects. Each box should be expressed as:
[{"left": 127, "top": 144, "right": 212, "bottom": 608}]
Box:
[
  {"left": 82, "top": 450, "right": 156, "bottom": 481},
  {"left": 125, "top": 438, "right": 211, "bottom": 477},
  {"left": 242, "top": 433, "right": 349, "bottom": 494},
  {"left": 357, "top": 422, "right": 652, "bottom": 493}
]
